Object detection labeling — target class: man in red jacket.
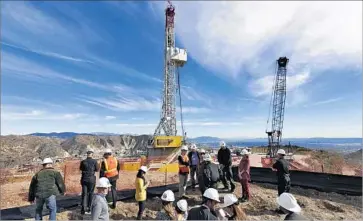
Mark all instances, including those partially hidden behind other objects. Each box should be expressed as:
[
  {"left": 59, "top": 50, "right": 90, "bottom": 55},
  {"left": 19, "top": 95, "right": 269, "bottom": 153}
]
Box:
[{"left": 238, "top": 149, "right": 250, "bottom": 202}]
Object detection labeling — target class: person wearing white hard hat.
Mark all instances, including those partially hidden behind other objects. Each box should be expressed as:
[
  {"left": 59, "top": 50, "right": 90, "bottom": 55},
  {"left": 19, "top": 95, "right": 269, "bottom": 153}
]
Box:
[
  {"left": 217, "top": 141, "right": 236, "bottom": 193},
  {"left": 178, "top": 145, "right": 190, "bottom": 198},
  {"left": 135, "top": 166, "right": 150, "bottom": 220},
  {"left": 197, "top": 154, "right": 222, "bottom": 194},
  {"left": 277, "top": 193, "right": 308, "bottom": 220},
  {"left": 175, "top": 199, "right": 188, "bottom": 221},
  {"left": 272, "top": 149, "right": 291, "bottom": 196},
  {"left": 188, "top": 144, "right": 201, "bottom": 190},
  {"left": 28, "top": 158, "right": 65, "bottom": 221},
  {"left": 91, "top": 177, "right": 112, "bottom": 221},
  {"left": 80, "top": 146, "right": 99, "bottom": 215},
  {"left": 238, "top": 149, "right": 251, "bottom": 202},
  {"left": 187, "top": 188, "right": 220, "bottom": 220},
  {"left": 218, "top": 194, "right": 248, "bottom": 220},
  {"left": 156, "top": 190, "right": 177, "bottom": 220},
  {"left": 100, "top": 148, "right": 120, "bottom": 209}
]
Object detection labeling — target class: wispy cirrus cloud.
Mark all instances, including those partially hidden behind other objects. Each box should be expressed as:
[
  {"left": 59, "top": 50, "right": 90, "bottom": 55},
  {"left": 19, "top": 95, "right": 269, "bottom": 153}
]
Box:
[
  {"left": 1, "top": 41, "right": 93, "bottom": 64},
  {"left": 2, "top": 1, "right": 162, "bottom": 84},
  {"left": 304, "top": 97, "right": 343, "bottom": 108},
  {"left": 1, "top": 51, "right": 136, "bottom": 94}
]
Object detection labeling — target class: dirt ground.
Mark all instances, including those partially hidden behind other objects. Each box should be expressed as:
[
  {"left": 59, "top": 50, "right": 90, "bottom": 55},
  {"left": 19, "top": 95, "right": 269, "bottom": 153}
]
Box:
[
  {"left": 0, "top": 170, "right": 179, "bottom": 209},
  {"left": 29, "top": 182, "right": 362, "bottom": 221}
]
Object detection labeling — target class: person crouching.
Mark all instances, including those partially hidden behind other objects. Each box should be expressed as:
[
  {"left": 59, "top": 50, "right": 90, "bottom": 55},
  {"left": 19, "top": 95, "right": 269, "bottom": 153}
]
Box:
[
  {"left": 91, "top": 177, "right": 112, "bottom": 221},
  {"left": 277, "top": 193, "right": 308, "bottom": 220},
  {"left": 175, "top": 199, "right": 188, "bottom": 221},
  {"left": 156, "top": 190, "right": 176, "bottom": 220},
  {"left": 220, "top": 194, "right": 248, "bottom": 220},
  {"left": 135, "top": 166, "right": 150, "bottom": 220}
]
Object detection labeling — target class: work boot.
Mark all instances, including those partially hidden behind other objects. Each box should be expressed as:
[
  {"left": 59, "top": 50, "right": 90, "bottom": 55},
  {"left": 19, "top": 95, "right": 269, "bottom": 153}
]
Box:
[
  {"left": 81, "top": 209, "right": 85, "bottom": 215},
  {"left": 230, "top": 185, "right": 236, "bottom": 193}
]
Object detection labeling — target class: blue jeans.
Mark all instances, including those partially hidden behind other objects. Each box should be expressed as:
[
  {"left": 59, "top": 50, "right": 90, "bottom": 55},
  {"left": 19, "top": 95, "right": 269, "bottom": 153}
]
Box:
[{"left": 35, "top": 195, "right": 57, "bottom": 220}]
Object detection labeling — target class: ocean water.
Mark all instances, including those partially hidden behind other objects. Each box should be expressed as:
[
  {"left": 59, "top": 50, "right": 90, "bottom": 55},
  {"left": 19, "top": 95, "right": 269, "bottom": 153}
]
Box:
[{"left": 199, "top": 138, "right": 362, "bottom": 154}]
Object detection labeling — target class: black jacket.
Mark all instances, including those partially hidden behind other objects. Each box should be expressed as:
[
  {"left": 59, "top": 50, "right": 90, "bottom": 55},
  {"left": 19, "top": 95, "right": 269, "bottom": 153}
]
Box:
[
  {"left": 28, "top": 168, "right": 65, "bottom": 201},
  {"left": 187, "top": 205, "right": 218, "bottom": 220},
  {"left": 284, "top": 212, "right": 309, "bottom": 220},
  {"left": 100, "top": 157, "right": 121, "bottom": 181},
  {"left": 272, "top": 158, "right": 290, "bottom": 180},
  {"left": 218, "top": 148, "right": 232, "bottom": 166},
  {"left": 80, "top": 157, "right": 99, "bottom": 183},
  {"left": 188, "top": 151, "right": 201, "bottom": 166}
]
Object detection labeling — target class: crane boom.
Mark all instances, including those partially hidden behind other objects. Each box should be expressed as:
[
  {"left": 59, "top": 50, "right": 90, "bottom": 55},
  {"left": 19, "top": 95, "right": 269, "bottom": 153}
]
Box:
[{"left": 266, "top": 57, "right": 289, "bottom": 158}]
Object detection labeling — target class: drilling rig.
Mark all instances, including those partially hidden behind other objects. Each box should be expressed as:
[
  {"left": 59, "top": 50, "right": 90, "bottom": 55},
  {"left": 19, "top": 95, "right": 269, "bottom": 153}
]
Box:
[
  {"left": 147, "top": 0, "right": 187, "bottom": 162},
  {"left": 265, "top": 57, "right": 289, "bottom": 158}
]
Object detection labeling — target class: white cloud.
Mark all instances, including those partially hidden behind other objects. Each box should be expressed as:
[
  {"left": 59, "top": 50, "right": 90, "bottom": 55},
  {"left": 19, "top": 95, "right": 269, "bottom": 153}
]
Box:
[
  {"left": 150, "top": 1, "right": 362, "bottom": 77},
  {"left": 105, "top": 116, "right": 116, "bottom": 120},
  {"left": 1, "top": 109, "right": 86, "bottom": 121},
  {"left": 248, "top": 70, "right": 310, "bottom": 97}
]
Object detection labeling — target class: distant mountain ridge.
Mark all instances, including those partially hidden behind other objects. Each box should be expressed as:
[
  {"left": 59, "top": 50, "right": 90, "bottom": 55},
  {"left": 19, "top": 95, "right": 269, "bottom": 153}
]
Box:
[{"left": 29, "top": 132, "right": 119, "bottom": 139}]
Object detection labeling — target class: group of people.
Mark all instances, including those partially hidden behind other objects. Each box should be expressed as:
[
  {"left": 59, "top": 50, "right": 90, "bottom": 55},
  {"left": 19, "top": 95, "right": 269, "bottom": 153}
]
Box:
[
  {"left": 27, "top": 142, "right": 308, "bottom": 220},
  {"left": 28, "top": 147, "right": 121, "bottom": 220}
]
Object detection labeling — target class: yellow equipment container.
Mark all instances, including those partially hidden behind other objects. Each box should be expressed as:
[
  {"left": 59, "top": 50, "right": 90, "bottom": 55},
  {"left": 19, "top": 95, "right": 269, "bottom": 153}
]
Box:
[
  {"left": 153, "top": 135, "right": 183, "bottom": 148},
  {"left": 158, "top": 163, "right": 179, "bottom": 173},
  {"left": 122, "top": 162, "right": 141, "bottom": 171}
]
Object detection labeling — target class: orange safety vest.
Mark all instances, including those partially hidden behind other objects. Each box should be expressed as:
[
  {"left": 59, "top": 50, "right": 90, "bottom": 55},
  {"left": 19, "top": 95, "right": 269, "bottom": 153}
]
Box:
[
  {"left": 179, "top": 155, "right": 190, "bottom": 173},
  {"left": 104, "top": 156, "right": 119, "bottom": 178}
]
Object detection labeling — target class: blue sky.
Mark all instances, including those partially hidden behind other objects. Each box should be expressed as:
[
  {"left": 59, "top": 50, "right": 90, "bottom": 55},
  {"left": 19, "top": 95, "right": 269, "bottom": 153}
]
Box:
[{"left": 1, "top": 1, "right": 362, "bottom": 138}]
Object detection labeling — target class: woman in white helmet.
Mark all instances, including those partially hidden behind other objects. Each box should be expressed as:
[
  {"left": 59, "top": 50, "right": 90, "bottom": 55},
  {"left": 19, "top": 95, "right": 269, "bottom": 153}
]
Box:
[
  {"left": 277, "top": 193, "right": 308, "bottom": 220},
  {"left": 156, "top": 190, "right": 176, "bottom": 220},
  {"left": 135, "top": 166, "right": 150, "bottom": 220},
  {"left": 175, "top": 199, "right": 188, "bottom": 221},
  {"left": 91, "top": 177, "right": 112, "bottom": 221},
  {"left": 219, "top": 194, "right": 247, "bottom": 220}
]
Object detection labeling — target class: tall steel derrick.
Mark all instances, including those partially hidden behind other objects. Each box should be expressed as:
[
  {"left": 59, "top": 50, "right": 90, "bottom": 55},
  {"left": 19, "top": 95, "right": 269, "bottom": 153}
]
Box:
[
  {"left": 266, "top": 57, "right": 289, "bottom": 158},
  {"left": 154, "top": 1, "right": 186, "bottom": 137}
]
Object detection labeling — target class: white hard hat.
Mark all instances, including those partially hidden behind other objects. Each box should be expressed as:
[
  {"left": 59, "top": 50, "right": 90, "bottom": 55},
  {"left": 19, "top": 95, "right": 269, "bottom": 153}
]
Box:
[
  {"left": 222, "top": 194, "right": 238, "bottom": 207},
  {"left": 200, "top": 149, "right": 206, "bottom": 153},
  {"left": 104, "top": 148, "right": 112, "bottom": 154},
  {"left": 176, "top": 199, "right": 188, "bottom": 212},
  {"left": 140, "top": 166, "right": 148, "bottom": 173},
  {"left": 277, "top": 193, "right": 301, "bottom": 213},
  {"left": 191, "top": 144, "right": 197, "bottom": 150},
  {"left": 161, "top": 190, "right": 175, "bottom": 202},
  {"left": 220, "top": 141, "right": 226, "bottom": 147},
  {"left": 277, "top": 149, "right": 286, "bottom": 155},
  {"left": 203, "top": 154, "right": 212, "bottom": 162},
  {"left": 203, "top": 188, "right": 220, "bottom": 202},
  {"left": 96, "top": 177, "right": 112, "bottom": 188},
  {"left": 42, "top": 158, "right": 53, "bottom": 165},
  {"left": 241, "top": 149, "right": 250, "bottom": 155},
  {"left": 181, "top": 145, "right": 188, "bottom": 151},
  {"left": 86, "top": 147, "right": 94, "bottom": 153}
]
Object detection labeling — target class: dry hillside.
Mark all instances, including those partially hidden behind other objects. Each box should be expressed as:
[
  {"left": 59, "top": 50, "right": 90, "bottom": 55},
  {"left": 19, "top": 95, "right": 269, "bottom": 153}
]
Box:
[{"left": 0, "top": 134, "right": 151, "bottom": 168}]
